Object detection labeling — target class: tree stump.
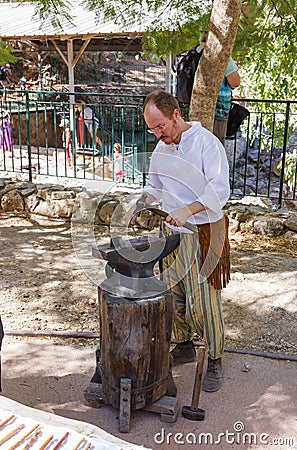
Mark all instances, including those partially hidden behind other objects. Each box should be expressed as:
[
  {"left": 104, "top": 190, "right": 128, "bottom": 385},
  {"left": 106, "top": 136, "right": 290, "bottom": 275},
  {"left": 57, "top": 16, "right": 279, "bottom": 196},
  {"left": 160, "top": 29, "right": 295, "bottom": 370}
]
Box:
[{"left": 99, "top": 288, "right": 174, "bottom": 411}]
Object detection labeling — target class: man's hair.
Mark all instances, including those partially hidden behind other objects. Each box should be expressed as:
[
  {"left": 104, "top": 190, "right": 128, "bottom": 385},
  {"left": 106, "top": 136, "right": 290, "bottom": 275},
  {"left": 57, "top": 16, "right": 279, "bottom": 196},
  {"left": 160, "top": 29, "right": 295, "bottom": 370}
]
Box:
[{"left": 143, "top": 90, "right": 180, "bottom": 118}]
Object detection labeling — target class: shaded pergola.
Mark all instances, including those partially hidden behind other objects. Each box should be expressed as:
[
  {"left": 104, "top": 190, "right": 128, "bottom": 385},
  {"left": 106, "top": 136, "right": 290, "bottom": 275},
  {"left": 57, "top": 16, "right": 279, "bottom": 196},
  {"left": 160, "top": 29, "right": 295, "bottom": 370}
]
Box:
[
  {"left": 0, "top": 2, "right": 173, "bottom": 97},
  {"left": 0, "top": 2, "right": 146, "bottom": 94}
]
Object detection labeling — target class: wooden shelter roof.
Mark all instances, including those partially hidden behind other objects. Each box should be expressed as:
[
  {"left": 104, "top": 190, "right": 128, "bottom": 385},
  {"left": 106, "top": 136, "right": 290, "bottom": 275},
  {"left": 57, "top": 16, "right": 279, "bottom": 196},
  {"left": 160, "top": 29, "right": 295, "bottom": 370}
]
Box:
[{"left": 0, "top": 2, "right": 143, "bottom": 52}]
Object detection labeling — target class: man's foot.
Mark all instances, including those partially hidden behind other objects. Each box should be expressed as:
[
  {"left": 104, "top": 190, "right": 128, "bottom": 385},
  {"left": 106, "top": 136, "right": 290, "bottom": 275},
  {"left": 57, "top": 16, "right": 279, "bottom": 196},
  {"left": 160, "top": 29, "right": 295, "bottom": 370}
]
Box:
[
  {"left": 170, "top": 341, "right": 196, "bottom": 366},
  {"left": 202, "top": 357, "right": 223, "bottom": 392}
]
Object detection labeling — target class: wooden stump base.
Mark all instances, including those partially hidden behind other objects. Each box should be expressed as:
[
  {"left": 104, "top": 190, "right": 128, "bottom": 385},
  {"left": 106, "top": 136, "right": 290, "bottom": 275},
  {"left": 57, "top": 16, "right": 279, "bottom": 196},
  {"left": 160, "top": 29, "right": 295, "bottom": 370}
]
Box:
[
  {"left": 85, "top": 289, "right": 178, "bottom": 432},
  {"left": 84, "top": 381, "right": 179, "bottom": 432}
]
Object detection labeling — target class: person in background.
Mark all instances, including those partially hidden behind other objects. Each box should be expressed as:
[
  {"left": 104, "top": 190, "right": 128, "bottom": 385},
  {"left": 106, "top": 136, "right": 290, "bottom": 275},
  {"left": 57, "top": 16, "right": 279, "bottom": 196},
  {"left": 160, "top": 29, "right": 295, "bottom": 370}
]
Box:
[
  {"left": 113, "top": 143, "right": 127, "bottom": 181},
  {"left": 75, "top": 100, "right": 103, "bottom": 152},
  {"left": 59, "top": 118, "right": 72, "bottom": 167},
  {"left": 128, "top": 90, "right": 230, "bottom": 392},
  {"left": 19, "top": 74, "right": 27, "bottom": 96},
  {"left": 0, "top": 110, "right": 13, "bottom": 152},
  {"left": 213, "top": 59, "right": 241, "bottom": 146},
  {"left": 0, "top": 64, "right": 12, "bottom": 89}
]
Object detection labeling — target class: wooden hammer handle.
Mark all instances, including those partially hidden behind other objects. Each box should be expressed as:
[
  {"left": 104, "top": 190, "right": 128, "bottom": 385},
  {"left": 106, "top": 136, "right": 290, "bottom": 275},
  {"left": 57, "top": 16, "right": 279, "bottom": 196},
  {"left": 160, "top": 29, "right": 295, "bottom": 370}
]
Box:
[{"left": 191, "top": 346, "right": 206, "bottom": 411}]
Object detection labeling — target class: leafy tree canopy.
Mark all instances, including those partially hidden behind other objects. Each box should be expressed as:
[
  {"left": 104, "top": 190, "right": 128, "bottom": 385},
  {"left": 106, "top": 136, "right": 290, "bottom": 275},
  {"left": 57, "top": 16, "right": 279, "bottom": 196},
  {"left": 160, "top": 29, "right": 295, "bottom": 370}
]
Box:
[
  {"left": 1, "top": 0, "right": 296, "bottom": 100},
  {"left": 0, "top": 39, "right": 17, "bottom": 66}
]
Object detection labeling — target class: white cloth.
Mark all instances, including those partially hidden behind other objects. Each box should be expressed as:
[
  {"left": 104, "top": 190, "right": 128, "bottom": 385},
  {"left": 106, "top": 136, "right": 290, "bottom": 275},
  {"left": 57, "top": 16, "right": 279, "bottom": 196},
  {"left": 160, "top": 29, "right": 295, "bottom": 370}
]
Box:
[
  {"left": 82, "top": 106, "right": 99, "bottom": 132},
  {"left": 144, "top": 122, "right": 230, "bottom": 229},
  {"left": 0, "top": 397, "right": 150, "bottom": 450}
]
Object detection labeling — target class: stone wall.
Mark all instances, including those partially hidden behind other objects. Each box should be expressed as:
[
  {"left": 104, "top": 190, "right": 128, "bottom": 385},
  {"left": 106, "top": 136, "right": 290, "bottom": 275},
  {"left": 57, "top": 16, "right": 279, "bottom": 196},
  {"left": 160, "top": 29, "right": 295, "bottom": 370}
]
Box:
[
  {"left": 11, "top": 110, "right": 62, "bottom": 148},
  {"left": 0, "top": 178, "right": 297, "bottom": 239}
]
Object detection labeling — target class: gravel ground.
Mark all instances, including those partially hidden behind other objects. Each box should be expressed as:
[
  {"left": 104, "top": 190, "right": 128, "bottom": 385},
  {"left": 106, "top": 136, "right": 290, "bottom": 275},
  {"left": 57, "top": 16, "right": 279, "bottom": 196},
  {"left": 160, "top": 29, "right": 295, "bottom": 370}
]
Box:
[{"left": 0, "top": 214, "right": 296, "bottom": 356}]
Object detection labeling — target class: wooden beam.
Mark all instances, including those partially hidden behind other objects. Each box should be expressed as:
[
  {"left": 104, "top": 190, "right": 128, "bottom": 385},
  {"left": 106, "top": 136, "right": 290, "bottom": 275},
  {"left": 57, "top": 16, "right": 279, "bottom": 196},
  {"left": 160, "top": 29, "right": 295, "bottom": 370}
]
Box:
[
  {"left": 72, "top": 38, "right": 91, "bottom": 68},
  {"left": 50, "top": 38, "right": 68, "bottom": 65}
]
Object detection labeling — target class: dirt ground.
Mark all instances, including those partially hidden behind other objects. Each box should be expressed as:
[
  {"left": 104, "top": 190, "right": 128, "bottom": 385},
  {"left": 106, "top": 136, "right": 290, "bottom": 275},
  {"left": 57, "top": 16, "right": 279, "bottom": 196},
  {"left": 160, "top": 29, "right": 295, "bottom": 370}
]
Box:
[{"left": 0, "top": 213, "right": 296, "bottom": 356}]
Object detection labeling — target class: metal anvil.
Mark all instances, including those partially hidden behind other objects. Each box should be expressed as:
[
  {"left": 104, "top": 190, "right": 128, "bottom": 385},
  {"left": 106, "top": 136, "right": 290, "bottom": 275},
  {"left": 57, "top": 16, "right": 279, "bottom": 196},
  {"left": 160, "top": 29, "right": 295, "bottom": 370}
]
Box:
[{"left": 92, "top": 234, "right": 180, "bottom": 299}]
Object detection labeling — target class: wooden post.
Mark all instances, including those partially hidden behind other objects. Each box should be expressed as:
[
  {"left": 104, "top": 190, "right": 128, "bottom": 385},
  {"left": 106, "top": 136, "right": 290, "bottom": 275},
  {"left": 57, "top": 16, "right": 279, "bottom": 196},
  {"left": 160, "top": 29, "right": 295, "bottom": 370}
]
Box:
[{"left": 99, "top": 288, "right": 174, "bottom": 411}]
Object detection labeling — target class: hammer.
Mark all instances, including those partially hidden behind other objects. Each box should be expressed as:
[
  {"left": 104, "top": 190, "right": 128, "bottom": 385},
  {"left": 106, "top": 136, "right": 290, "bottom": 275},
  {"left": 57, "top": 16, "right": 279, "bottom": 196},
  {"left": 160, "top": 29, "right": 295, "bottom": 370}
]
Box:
[{"left": 182, "top": 345, "right": 206, "bottom": 421}]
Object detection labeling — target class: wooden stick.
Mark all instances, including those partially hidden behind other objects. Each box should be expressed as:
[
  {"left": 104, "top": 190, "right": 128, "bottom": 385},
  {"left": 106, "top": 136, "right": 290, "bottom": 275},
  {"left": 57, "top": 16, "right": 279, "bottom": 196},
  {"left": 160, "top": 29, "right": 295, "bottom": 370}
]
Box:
[
  {"left": 52, "top": 432, "right": 69, "bottom": 450},
  {"left": 0, "top": 424, "right": 25, "bottom": 446},
  {"left": 9, "top": 424, "right": 40, "bottom": 450},
  {"left": 72, "top": 437, "right": 85, "bottom": 450},
  {"left": 85, "top": 443, "right": 91, "bottom": 450},
  {"left": 22, "top": 430, "right": 41, "bottom": 450},
  {"left": 38, "top": 434, "right": 53, "bottom": 450},
  {"left": 0, "top": 415, "right": 15, "bottom": 429}
]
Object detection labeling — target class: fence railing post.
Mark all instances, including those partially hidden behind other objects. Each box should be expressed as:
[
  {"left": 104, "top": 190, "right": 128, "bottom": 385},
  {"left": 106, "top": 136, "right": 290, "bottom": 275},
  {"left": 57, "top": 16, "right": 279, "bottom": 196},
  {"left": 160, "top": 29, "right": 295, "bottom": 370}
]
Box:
[
  {"left": 278, "top": 101, "right": 291, "bottom": 208},
  {"left": 25, "top": 91, "right": 32, "bottom": 182}
]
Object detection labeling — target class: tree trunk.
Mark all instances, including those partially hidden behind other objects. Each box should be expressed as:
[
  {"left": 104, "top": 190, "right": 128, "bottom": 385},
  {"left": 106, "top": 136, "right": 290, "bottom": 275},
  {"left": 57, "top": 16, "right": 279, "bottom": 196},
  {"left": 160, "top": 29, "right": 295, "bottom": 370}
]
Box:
[
  {"left": 99, "top": 289, "right": 175, "bottom": 410},
  {"left": 189, "top": 0, "right": 242, "bottom": 131}
]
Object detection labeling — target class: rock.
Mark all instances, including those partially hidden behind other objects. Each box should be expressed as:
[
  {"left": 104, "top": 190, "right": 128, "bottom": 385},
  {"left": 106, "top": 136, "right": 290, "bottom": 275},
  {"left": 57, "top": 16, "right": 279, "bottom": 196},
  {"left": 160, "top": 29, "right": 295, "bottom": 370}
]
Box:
[
  {"left": 51, "top": 199, "right": 78, "bottom": 218},
  {"left": 253, "top": 217, "right": 284, "bottom": 236},
  {"left": 232, "top": 272, "right": 245, "bottom": 281},
  {"left": 283, "top": 214, "right": 297, "bottom": 232},
  {"left": 51, "top": 190, "right": 77, "bottom": 200},
  {"left": 241, "top": 363, "right": 251, "bottom": 372},
  {"left": 32, "top": 200, "right": 55, "bottom": 217},
  {"left": 0, "top": 184, "right": 17, "bottom": 199},
  {"left": 229, "top": 218, "right": 240, "bottom": 233},
  {"left": 25, "top": 194, "right": 40, "bottom": 212},
  {"left": 283, "top": 230, "right": 297, "bottom": 239},
  {"left": 98, "top": 200, "right": 119, "bottom": 223},
  {"left": 1, "top": 189, "right": 25, "bottom": 212},
  {"left": 20, "top": 187, "right": 37, "bottom": 197}
]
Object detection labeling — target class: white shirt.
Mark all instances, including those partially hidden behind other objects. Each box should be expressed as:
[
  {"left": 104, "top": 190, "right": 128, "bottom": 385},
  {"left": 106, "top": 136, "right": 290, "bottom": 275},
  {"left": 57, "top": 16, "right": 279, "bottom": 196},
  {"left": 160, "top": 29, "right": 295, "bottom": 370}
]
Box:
[
  {"left": 144, "top": 122, "right": 230, "bottom": 230},
  {"left": 82, "top": 106, "right": 99, "bottom": 126}
]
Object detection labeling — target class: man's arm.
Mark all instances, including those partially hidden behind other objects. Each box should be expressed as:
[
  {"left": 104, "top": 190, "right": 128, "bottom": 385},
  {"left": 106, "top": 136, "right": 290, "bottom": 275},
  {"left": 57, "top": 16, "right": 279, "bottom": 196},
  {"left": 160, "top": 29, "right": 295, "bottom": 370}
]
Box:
[
  {"left": 165, "top": 201, "right": 205, "bottom": 228},
  {"left": 226, "top": 71, "right": 240, "bottom": 89}
]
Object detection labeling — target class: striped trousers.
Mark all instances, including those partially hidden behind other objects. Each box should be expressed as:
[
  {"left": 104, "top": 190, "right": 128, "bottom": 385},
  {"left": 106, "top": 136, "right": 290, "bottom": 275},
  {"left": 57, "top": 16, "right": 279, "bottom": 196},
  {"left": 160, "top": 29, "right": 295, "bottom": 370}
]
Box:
[{"left": 163, "top": 229, "right": 224, "bottom": 360}]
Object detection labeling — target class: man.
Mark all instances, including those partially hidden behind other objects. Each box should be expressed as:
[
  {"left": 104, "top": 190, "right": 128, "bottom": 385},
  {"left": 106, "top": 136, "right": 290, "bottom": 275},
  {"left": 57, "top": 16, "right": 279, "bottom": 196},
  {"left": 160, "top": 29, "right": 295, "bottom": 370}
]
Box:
[
  {"left": 213, "top": 58, "right": 241, "bottom": 145},
  {"left": 0, "top": 64, "right": 12, "bottom": 89},
  {"left": 130, "top": 90, "right": 230, "bottom": 392},
  {"left": 75, "top": 100, "right": 103, "bottom": 151}
]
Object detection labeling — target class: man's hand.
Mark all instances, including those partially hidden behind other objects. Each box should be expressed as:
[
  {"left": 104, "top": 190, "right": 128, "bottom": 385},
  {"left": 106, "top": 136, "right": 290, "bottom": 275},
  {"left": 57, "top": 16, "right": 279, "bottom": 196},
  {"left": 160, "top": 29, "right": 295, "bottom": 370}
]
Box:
[
  {"left": 125, "top": 192, "right": 156, "bottom": 227},
  {"left": 165, "top": 206, "right": 192, "bottom": 228},
  {"left": 165, "top": 201, "right": 205, "bottom": 227}
]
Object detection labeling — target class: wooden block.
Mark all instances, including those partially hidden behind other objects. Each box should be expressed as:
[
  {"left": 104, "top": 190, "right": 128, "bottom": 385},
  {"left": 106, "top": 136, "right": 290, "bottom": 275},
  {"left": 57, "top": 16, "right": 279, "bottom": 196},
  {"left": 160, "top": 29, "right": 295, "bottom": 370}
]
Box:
[
  {"left": 144, "top": 396, "right": 178, "bottom": 417},
  {"left": 160, "top": 412, "right": 178, "bottom": 423},
  {"left": 119, "top": 378, "right": 131, "bottom": 433}
]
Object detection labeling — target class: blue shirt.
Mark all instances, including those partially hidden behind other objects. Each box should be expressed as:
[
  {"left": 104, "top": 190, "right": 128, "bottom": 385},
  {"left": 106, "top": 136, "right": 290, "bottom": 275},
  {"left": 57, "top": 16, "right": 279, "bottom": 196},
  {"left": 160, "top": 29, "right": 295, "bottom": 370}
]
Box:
[{"left": 215, "top": 58, "right": 239, "bottom": 120}]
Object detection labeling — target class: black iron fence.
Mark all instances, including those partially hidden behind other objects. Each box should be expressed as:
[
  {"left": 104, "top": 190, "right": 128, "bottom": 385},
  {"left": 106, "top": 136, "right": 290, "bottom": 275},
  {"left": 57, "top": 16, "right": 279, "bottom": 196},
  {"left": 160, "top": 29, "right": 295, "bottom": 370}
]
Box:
[
  {"left": 226, "top": 99, "right": 297, "bottom": 206},
  {"left": 0, "top": 89, "right": 296, "bottom": 206},
  {"left": 48, "top": 63, "right": 166, "bottom": 88}
]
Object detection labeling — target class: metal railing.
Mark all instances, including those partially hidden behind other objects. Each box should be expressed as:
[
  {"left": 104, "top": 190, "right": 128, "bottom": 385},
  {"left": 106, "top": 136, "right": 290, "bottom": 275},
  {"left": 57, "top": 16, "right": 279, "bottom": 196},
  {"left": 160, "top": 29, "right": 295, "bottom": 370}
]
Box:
[
  {"left": 0, "top": 89, "right": 148, "bottom": 185},
  {"left": 1, "top": 89, "right": 296, "bottom": 206},
  {"left": 180, "top": 99, "right": 297, "bottom": 206},
  {"left": 227, "top": 99, "right": 297, "bottom": 205}
]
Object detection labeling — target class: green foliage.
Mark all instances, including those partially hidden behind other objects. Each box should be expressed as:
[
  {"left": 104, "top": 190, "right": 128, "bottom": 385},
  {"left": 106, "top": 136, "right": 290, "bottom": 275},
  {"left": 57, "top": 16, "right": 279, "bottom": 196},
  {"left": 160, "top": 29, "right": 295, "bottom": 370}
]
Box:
[
  {"left": 0, "top": 39, "right": 17, "bottom": 66},
  {"left": 25, "top": 0, "right": 74, "bottom": 29},
  {"left": 8, "top": 0, "right": 297, "bottom": 103},
  {"left": 142, "top": 18, "right": 210, "bottom": 59},
  {"left": 235, "top": 1, "right": 297, "bottom": 101}
]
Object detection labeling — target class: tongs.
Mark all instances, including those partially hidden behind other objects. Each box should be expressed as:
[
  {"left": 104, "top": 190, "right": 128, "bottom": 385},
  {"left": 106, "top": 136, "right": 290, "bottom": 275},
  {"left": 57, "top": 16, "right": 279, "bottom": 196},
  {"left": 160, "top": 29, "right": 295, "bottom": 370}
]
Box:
[{"left": 132, "top": 193, "right": 197, "bottom": 233}]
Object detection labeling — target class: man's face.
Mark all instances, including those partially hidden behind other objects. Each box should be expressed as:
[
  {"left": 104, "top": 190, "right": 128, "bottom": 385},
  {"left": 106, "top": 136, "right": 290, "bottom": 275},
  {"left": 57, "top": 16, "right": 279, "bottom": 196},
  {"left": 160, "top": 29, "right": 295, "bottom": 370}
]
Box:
[{"left": 144, "top": 103, "right": 181, "bottom": 144}]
